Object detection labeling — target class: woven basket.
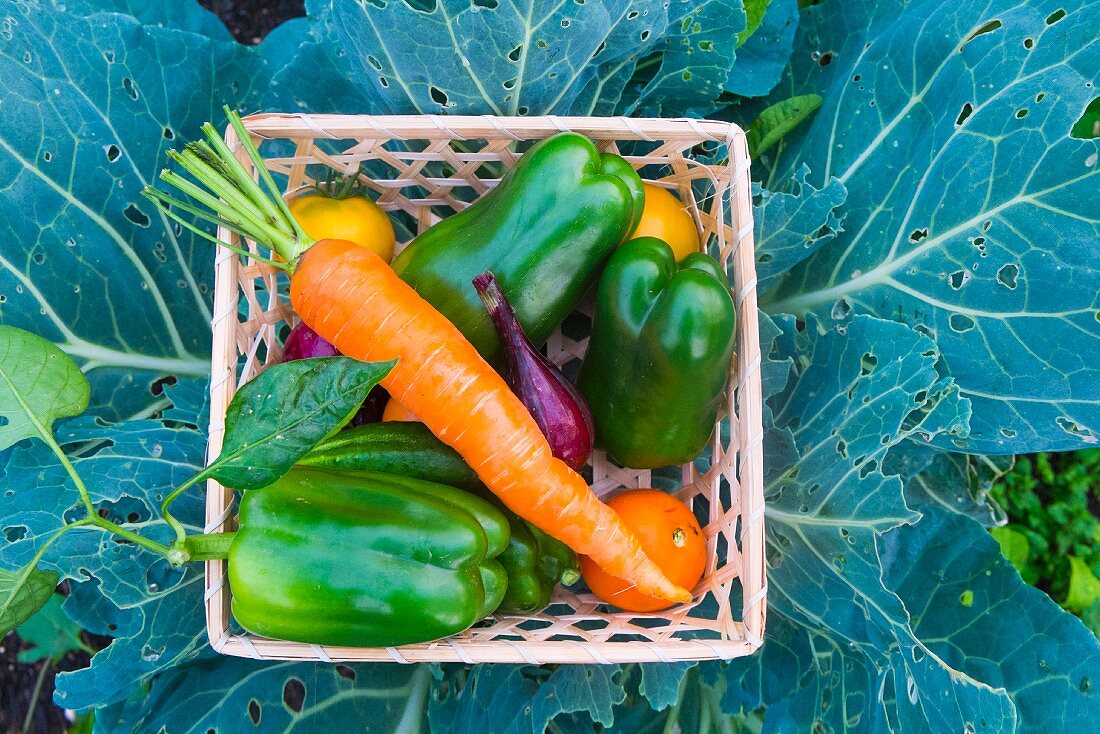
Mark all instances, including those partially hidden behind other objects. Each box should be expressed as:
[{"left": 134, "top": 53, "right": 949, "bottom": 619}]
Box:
[{"left": 204, "top": 114, "right": 766, "bottom": 664}]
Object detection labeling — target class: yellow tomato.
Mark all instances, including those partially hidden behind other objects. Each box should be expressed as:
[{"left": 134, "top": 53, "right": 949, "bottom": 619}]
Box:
[
  {"left": 288, "top": 193, "right": 396, "bottom": 263},
  {"left": 631, "top": 183, "right": 701, "bottom": 261}
]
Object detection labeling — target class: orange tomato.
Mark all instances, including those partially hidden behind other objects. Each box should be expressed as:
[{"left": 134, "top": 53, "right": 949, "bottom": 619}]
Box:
[
  {"left": 580, "top": 488, "right": 706, "bottom": 611},
  {"left": 289, "top": 192, "right": 397, "bottom": 263},
  {"left": 382, "top": 397, "right": 420, "bottom": 423},
  {"left": 630, "top": 183, "right": 701, "bottom": 262}
]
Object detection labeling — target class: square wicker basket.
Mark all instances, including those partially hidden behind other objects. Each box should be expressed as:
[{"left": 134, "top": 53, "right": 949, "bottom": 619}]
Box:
[{"left": 203, "top": 114, "right": 766, "bottom": 664}]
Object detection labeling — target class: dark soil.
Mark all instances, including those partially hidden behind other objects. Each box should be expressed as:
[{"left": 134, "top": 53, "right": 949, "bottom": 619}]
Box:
[
  {"left": 0, "top": 634, "right": 99, "bottom": 734},
  {"left": 199, "top": 0, "right": 305, "bottom": 44}
]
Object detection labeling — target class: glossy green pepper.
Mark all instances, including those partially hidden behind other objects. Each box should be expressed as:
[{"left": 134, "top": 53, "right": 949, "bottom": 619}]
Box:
[
  {"left": 471, "top": 489, "right": 581, "bottom": 612},
  {"left": 392, "top": 132, "right": 644, "bottom": 363},
  {"left": 219, "top": 467, "right": 510, "bottom": 647},
  {"left": 577, "top": 237, "right": 736, "bottom": 469}
]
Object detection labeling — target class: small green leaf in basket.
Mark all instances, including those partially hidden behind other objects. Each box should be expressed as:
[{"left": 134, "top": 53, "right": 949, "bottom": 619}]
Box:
[
  {"left": 203, "top": 356, "right": 395, "bottom": 490},
  {"left": 0, "top": 563, "right": 59, "bottom": 637},
  {"left": 0, "top": 326, "right": 90, "bottom": 451}
]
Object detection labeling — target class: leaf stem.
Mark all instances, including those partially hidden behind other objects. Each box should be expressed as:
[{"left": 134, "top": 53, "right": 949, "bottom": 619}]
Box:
[
  {"left": 86, "top": 517, "right": 174, "bottom": 560},
  {"left": 21, "top": 657, "right": 50, "bottom": 734},
  {"left": 40, "top": 431, "right": 95, "bottom": 516},
  {"left": 161, "top": 474, "right": 204, "bottom": 547}
]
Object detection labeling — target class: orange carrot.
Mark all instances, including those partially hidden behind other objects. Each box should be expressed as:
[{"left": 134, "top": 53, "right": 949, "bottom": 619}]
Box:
[{"left": 291, "top": 239, "right": 691, "bottom": 603}]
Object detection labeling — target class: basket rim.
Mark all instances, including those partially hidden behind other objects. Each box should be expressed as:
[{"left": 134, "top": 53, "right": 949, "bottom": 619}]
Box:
[{"left": 203, "top": 113, "right": 767, "bottom": 664}]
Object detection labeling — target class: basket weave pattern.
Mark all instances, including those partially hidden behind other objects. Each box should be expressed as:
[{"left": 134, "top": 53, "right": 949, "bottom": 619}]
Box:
[{"left": 204, "top": 115, "right": 766, "bottom": 664}]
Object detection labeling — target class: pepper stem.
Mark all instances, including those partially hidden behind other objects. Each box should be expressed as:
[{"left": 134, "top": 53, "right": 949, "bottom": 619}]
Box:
[{"left": 181, "top": 533, "right": 236, "bottom": 561}]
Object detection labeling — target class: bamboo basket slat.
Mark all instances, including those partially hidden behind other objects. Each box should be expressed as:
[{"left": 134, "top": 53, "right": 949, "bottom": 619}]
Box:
[{"left": 204, "top": 114, "right": 766, "bottom": 665}]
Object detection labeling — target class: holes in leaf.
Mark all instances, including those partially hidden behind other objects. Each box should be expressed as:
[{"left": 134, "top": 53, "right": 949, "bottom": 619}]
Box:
[
  {"left": 996, "top": 263, "right": 1019, "bottom": 289},
  {"left": 699, "top": 40, "right": 713, "bottom": 51},
  {"left": 681, "top": 70, "right": 691, "bottom": 81},
  {"left": 594, "top": 41, "right": 606, "bottom": 58},
  {"left": 858, "top": 460, "right": 878, "bottom": 479},
  {"left": 627, "top": 10, "right": 639, "bottom": 19},
  {"left": 472, "top": 0, "right": 497, "bottom": 8},
  {"left": 1070, "top": 96, "right": 1100, "bottom": 139},
  {"left": 378, "top": 77, "right": 389, "bottom": 88},
  {"left": 336, "top": 664, "right": 356, "bottom": 680},
  {"left": 818, "top": 51, "right": 835, "bottom": 67},
  {"left": 948, "top": 270, "right": 971, "bottom": 290},
  {"left": 283, "top": 678, "right": 306, "bottom": 713},
  {"left": 909, "top": 227, "right": 929, "bottom": 243},
  {"left": 1023, "top": 37, "right": 1034, "bottom": 50},
  {"left": 104, "top": 144, "right": 121, "bottom": 163},
  {"left": 428, "top": 86, "right": 448, "bottom": 107},
  {"left": 42, "top": 151, "right": 52, "bottom": 163},
  {"left": 836, "top": 439, "right": 848, "bottom": 459},
  {"left": 1015, "top": 108, "right": 1029, "bottom": 119},
  {"left": 162, "top": 127, "right": 175, "bottom": 140},
  {"left": 103, "top": 50, "right": 115, "bottom": 63},
  {"left": 248, "top": 700, "right": 261, "bottom": 725},
  {"left": 948, "top": 313, "right": 976, "bottom": 333},
  {"left": 518, "top": 106, "right": 529, "bottom": 115},
  {"left": 508, "top": 45, "right": 522, "bottom": 62},
  {"left": 1036, "top": 92, "right": 1045, "bottom": 102},
  {"left": 831, "top": 298, "right": 851, "bottom": 320},
  {"left": 536, "top": 39, "right": 548, "bottom": 50},
  {"left": 32, "top": 251, "right": 45, "bottom": 265},
  {"left": 757, "top": 253, "right": 773, "bottom": 264},
  {"left": 124, "top": 204, "right": 150, "bottom": 227},
  {"left": 366, "top": 55, "right": 382, "bottom": 71},
  {"left": 1055, "top": 416, "right": 1095, "bottom": 439},
  {"left": 3, "top": 526, "right": 27, "bottom": 542},
  {"left": 956, "top": 102, "right": 974, "bottom": 126},
  {"left": 959, "top": 590, "right": 974, "bottom": 607},
  {"left": 503, "top": 78, "right": 516, "bottom": 90},
  {"left": 640, "top": 29, "right": 651, "bottom": 42},
  {"left": 1045, "top": 8, "right": 1066, "bottom": 25},
  {"left": 560, "top": 19, "right": 570, "bottom": 28},
  {"left": 860, "top": 353, "right": 878, "bottom": 376},
  {"left": 966, "top": 20, "right": 1002, "bottom": 44},
  {"left": 122, "top": 76, "right": 139, "bottom": 101},
  {"left": 999, "top": 427, "right": 1017, "bottom": 438}
]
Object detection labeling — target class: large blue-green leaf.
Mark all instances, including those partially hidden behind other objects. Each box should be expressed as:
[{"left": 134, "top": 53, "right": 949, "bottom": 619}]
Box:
[
  {"left": 271, "top": 0, "right": 745, "bottom": 117},
  {"left": 0, "top": 5, "right": 266, "bottom": 419},
  {"left": 95, "top": 658, "right": 430, "bottom": 733},
  {"left": 752, "top": 165, "right": 846, "bottom": 292},
  {"left": 894, "top": 445, "right": 1010, "bottom": 528},
  {"left": 63, "top": 0, "right": 234, "bottom": 40},
  {"left": 741, "top": 315, "right": 1025, "bottom": 730},
  {"left": 724, "top": 0, "right": 797, "bottom": 99},
  {"left": 623, "top": 1, "right": 746, "bottom": 117},
  {"left": 428, "top": 664, "right": 627, "bottom": 732},
  {"left": 761, "top": 0, "right": 1100, "bottom": 452},
  {"left": 0, "top": 414, "right": 211, "bottom": 709},
  {"left": 881, "top": 511, "right": 1100, "bottom": 730}
]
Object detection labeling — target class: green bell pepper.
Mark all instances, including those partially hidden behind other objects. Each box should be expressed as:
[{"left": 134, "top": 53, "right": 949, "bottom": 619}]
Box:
[
  {"left": 392, "top": 132, "right": 644, "bottom": 362},
  {"left": 222, "top": 467, "right": 510, "bottom": 647},
  {"left": 302, "top": 424, "right": 580, "bottom": 612},
  {"left": 471, "top": 489, "right": 581, "bottom": 612},
  {"left": 577, "top": 237, "right": 736, "bottom": 469}
]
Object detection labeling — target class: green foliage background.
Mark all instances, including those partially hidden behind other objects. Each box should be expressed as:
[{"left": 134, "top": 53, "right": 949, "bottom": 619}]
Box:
[{"left": 0, "top": 0, "right": 1097, "bottom": 731}]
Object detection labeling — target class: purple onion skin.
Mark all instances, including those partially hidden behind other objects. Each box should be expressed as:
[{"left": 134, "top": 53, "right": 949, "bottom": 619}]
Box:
[
  {"left": 473, "top": 271, "right": 595, "bottom": 471},
  {"left": 281, "top": 322, "right": 386, "bottom": 424},
  {"left": 282, "top": 321, "right": 340, "bottom": 361}
]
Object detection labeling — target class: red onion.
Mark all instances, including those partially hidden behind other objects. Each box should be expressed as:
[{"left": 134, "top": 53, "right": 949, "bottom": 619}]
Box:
[
  {"left": 473, "top": 271, "right": 594, "bottom": 471},
  {"left": 281, "top": 322, "right": 386, "bottom": 424}
]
